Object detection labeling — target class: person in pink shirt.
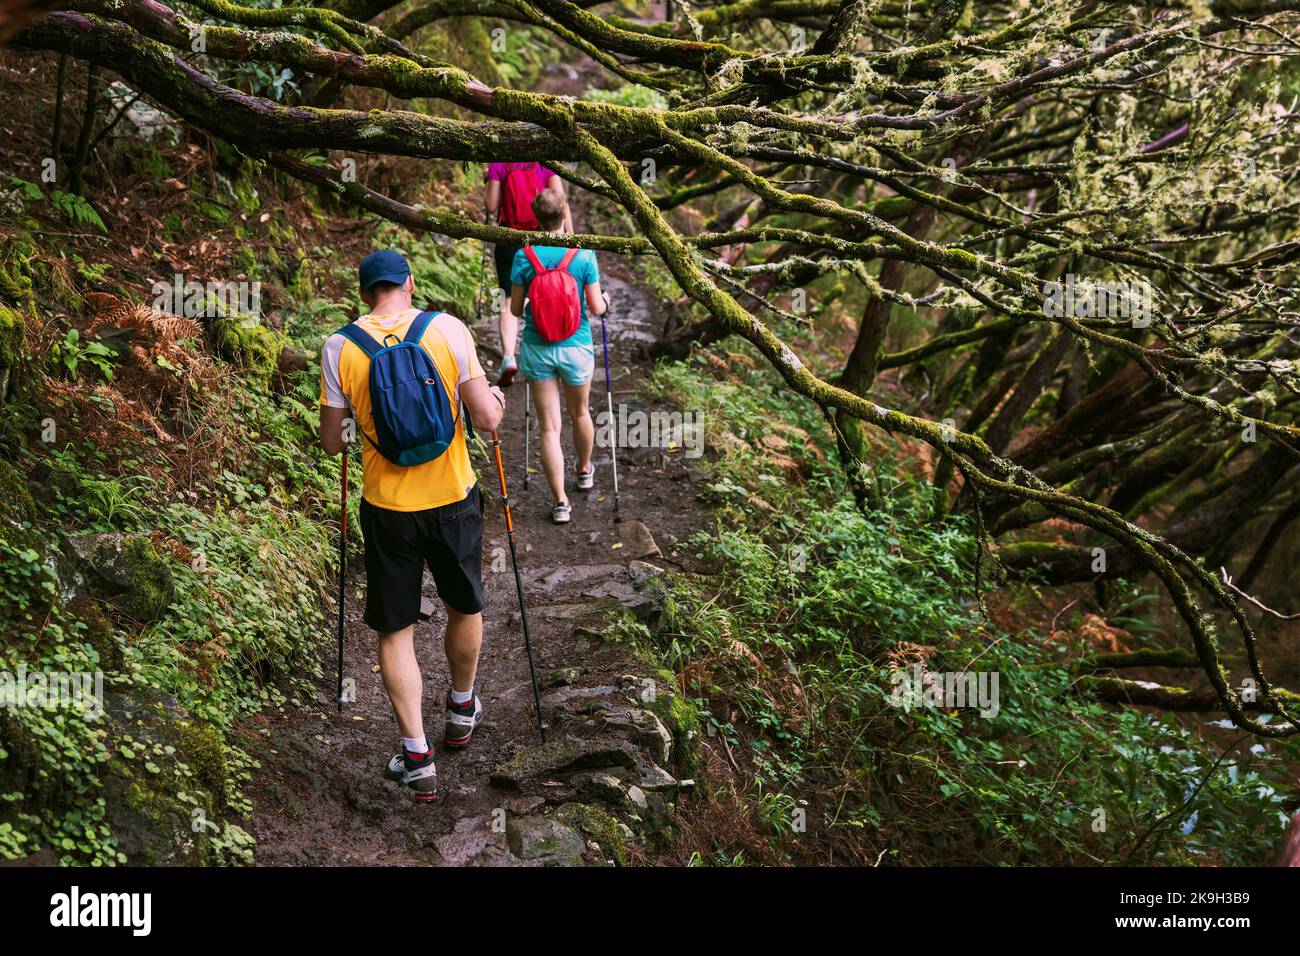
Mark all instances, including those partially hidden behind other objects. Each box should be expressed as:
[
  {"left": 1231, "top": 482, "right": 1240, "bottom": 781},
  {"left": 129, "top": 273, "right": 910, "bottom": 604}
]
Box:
[{"left": 484, "top": 162, "right": 573, "bottom": 385}]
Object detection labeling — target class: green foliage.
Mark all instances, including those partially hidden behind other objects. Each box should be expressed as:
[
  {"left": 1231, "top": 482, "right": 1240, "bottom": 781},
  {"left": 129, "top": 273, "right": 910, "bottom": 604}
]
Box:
[
  {"left": 0, "top": 558, "right": 120, "bottom": 865},
  {"left": 49, "top": 191, "right": 107, "bottom": 233},
  {"left": 643, "top": 347, "right": 1300, "bottom": 865},
  {"left": 0, "top": 306, "right": 339, "bottom": 865},
  {"left": 52, "top": 329, "right": 115, "bottom": 382},
  {"left": 375, "top": 226, "right": 483, "bottom": 321},
  {"left": 584, "top": 83, "right": 669, "bottom": 111}
]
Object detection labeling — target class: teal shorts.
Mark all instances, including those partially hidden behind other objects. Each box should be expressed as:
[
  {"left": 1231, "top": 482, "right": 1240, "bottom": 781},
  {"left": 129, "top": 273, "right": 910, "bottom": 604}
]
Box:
[{"left": 519, "top": 340, "right": 595, "bottom": 387}]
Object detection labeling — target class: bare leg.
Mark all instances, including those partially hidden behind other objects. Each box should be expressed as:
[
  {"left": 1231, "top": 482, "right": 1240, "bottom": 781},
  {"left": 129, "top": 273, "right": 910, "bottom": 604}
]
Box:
[
  {"left": 499, "top": 302, "right": 519, "bottom": 361},
  {"left": 529, "top": 377, "right": 567, "bottom": 505},
  {"left": 444, "top": 606, "right": 482, "bottom": 694},
  {"left": 563, "top": 381, "right": 594, "bottom": 473},
  {"left": 377, "top": 625, "right": 423, "bottom": 740}
]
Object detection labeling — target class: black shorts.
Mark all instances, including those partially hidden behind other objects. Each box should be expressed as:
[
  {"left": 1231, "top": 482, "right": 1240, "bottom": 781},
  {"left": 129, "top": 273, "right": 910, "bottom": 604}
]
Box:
[
  {"left": 359, "top": 487, "right": 485, "bottom": 632},
  {"left": 494, "top": 241, "right": 522, "bottom": 293}
]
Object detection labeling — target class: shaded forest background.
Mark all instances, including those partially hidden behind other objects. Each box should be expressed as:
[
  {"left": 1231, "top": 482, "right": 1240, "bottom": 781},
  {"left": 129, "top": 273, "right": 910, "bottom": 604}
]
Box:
[{"left": 0, "top": 0, "right": 1298, "bottom": 865}]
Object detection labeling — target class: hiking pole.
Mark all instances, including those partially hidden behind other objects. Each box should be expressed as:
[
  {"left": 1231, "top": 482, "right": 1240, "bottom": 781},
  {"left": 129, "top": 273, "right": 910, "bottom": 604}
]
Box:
[
  {"left": 474, "top": 207, "right": 490, "bottom": 324},
  {"left": 522, "top": 385, "right": 531, "bottom": 489},
  {"left": 336, "top": 447, "right": 348, "bottom": 712},
  {"left": 489, "top": 430, "right": 545, "bottom": 740},
  {"left": 598, "top": 301, "right": 622, "bottom": 523}
]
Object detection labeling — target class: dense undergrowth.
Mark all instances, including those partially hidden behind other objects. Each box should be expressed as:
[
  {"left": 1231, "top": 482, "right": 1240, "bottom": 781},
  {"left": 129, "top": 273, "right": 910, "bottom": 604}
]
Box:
[
  {"left": 636, "top": 345, "right": 1300, "bottom": 866},
  {"left": 0, "top": 127, "right": 486, "bottom": 865}
]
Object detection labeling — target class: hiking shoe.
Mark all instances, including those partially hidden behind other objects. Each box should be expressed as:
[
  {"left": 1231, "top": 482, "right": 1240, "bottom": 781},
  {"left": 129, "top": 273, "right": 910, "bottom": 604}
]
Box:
[
  {"left": 443, "top": 692, "right": 483, "bottom": 748},
  {"left": 552, "top": 501, "right": 572, "bottom": 524},
  {"left": 576, "top": 464, "right": 595, "bottom": 491},
  {"left": 383, "top": 746, "right": 438, "bottom": 802},
  {"left": 497, "top": 355, "right": 519, "bottom": 388}
]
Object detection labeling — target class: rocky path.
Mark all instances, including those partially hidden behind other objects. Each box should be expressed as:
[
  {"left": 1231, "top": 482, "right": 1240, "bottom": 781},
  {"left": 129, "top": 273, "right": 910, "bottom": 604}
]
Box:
[{"left": 242, "top": 153, "right": 706, "bottom": 865}]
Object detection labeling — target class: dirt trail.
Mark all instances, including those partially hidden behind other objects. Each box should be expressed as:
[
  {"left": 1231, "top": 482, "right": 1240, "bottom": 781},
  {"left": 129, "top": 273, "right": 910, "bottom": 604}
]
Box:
[{"left": 242, "top": 97, "right": 704, "bottom": 865}]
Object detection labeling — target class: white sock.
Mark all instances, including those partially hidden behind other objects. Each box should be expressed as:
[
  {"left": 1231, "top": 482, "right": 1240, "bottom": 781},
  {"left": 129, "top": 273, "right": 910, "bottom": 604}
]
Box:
[
  {"left": 450, "top": 687, "right": 474, "bottom": 705},
  {"left": 402, "top": 735, "right": 429, "bottom": 754}
]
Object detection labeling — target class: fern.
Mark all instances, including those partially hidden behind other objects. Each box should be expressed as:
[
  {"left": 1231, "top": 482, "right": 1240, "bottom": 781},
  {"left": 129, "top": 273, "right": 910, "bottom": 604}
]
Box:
[{"left": 50, "top": 190, "right": 108, "bottom": 233}]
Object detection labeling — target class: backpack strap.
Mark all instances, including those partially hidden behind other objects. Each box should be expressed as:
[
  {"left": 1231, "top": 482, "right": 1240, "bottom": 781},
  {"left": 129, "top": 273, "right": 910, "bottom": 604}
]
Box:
[
  {"left": 524, "top": 246, "right": 545, "bottom": 274},
  {"left": 403, "top": 309, "right": 442, "bottom": 345},
  {"left": 334, "top": 322, "right": 384, "bottom": 357},
  {"left": 410, "top": 311, "right": 471, "bottom": 443},
  {"left": 557, "top": 248, "right": 579, "bottom": 271}
]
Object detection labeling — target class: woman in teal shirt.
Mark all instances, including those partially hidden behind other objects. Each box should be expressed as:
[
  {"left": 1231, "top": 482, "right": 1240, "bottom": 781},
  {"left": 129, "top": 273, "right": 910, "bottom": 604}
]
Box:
[{"left": 509, "top": 189, "right": 609, "bottom": 524}]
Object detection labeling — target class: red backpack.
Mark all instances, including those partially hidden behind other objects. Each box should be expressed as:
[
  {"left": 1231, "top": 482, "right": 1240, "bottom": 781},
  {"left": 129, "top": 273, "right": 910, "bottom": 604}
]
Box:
[
  {"left": 524, "top": 247, "right": 581, "bottom": 342},
  {"left": 501, "top": 163, "right": 542, "bottom": 230}
]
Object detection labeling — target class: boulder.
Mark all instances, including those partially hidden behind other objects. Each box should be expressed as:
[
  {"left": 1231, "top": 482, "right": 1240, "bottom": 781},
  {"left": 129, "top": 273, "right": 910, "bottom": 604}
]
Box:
[
  {"left": 555, "top": 802, "right": 631, "bottom": 866},
  {"left": 540, "top": 684, "right": 620, "bottom": 707},
  {"left": 567, "top": 770, "right": 626, "bottom": 804},
  {"left": 543, "top": 666, "right": 583, "bottom": 689},
  {"left": 616, "top": 521, "right": 661, "bottom": 560},
  {"left": 505, "top": 816, "right": 585, "bottom": 865},
  {"left": 490, "top": 737, "right": 639, "bottom": 790},
  {"left": 61, "top": 532, "right": 174, "bottom": 624},
  {"left": 628, "top": 560, "right": 664, "bottom": 586},
  {"left": 638, "top": 763, "right": 680, "bottom": 793},
  {"left": 601, "top": 707, "right": 672, "bottom": 764}
]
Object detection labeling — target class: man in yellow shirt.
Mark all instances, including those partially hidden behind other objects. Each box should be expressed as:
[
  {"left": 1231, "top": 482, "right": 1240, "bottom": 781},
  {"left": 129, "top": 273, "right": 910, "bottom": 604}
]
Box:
[{"left": 320, "top": 249, "right": 505, "bottom": 801}]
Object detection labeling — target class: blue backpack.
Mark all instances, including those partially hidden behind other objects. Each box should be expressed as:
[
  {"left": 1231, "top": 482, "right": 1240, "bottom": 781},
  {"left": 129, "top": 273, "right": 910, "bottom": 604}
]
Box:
[{"left": 334, "top": 310, "right": 469, "bottom": 467}]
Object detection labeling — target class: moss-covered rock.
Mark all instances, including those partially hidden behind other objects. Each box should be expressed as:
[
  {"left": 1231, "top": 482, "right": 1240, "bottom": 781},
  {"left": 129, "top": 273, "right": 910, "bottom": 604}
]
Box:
[
  {"left": 555, "top": 802, "right": 630, "bottom": 866},
  {"left": 504, "top": 814, "right": 585, "bottom": 865},
  {"left": 100, "top": 688, "right": 215, "bottom": 866},
  {"left": 211, "top": 316, "right": 282, "bottom": 389},
  {"left": 489, "top": 738, "right": 639, "bottom": 790},
  {"left": 67, "top": 595, "right": 124, "bottom": 675},
  {"left": 178, "top": 721, "right": 228, "bottom": 810},
  {"left": 645, "top": 667, "right": 701, "bottom": 777},
  {"left": 0, "top": 305, "right": 25, "bottom": 399},
  {"left": 0, "top": 458, "right": 34, "bottom": 523},
  {"left": 62, "top": 532, "right": 175, "bottom": 624},
  {"left": 0, "top": 262, "right": 34, "bottom": 306}
]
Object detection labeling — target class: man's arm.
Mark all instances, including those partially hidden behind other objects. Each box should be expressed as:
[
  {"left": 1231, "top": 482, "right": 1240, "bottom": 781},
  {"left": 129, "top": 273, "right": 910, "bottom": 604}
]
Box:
[
  {"left": 319, "top": 334, "right": 349, "bottom": 455},
  {"left": 320, "top": 405, "right": 348, "bottom": 455},
  {"left": 461, "top": 377, "right": 506, "bottom": 433},
  {"left": 447, "top": 315, "right": 506, "bottom": 432},
  {"left": 510, "top": 283, "right": 526, "bottom": 319}
]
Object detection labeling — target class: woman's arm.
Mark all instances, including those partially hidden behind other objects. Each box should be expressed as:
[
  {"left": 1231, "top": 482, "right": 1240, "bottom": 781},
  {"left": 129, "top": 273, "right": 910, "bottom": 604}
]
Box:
[
  {"left": 585, "top": 279, "right": 607, "bottom": 317},
  {"left": 485, "top": 179, "right": 501, "bottom": 220}
]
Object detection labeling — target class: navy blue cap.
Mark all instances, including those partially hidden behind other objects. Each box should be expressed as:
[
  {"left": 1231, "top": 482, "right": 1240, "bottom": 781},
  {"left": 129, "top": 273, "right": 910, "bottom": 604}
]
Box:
[{"left": 359, "top": 249, "right": 412, "bottom": 291}]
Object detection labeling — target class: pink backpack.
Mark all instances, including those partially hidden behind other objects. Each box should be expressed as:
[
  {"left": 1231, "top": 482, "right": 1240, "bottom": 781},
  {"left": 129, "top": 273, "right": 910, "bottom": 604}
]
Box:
[
  {"left": 501, "top": 164, "right": 542, "bottom": 230},
  {"left": 524, "top": 247, "right": 581, "bottom": 342}
]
